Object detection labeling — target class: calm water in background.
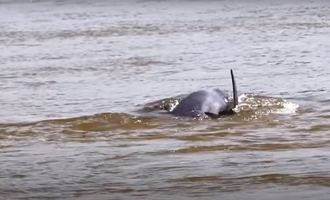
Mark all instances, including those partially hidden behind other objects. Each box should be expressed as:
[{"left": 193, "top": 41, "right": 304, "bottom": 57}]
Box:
[{"left": 1, "top": 0, "right": 330, "bottom": 199}]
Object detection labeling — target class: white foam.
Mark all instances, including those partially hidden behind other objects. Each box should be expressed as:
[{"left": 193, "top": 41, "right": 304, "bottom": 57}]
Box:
[
  {"left": 238, "top": 94, "right": 248, "bottom": 103},
  {"left": 274, "top": 100, "right": 299, "bottom": 114},
  {"left": 233, "top": 94, "right": 249, "bottom": 112},
  {"left": 168, "top": 100, "right": 179, "bottom": 112}
]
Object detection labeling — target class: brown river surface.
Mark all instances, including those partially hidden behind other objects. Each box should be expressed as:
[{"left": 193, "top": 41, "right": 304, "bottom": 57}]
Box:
[{"left": 1, "top": 0, "right": 330, "bottom": 199}]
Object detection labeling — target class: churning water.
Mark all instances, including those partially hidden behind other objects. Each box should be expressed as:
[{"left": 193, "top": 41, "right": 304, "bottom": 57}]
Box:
[{"left": 0, "top": 0, "right": 330, "bottom": 199}]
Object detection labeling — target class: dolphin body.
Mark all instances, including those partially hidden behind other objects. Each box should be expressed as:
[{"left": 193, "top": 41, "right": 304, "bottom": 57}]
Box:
[{"left": 170, "top": 69, "right": 238, "bottom": 118}]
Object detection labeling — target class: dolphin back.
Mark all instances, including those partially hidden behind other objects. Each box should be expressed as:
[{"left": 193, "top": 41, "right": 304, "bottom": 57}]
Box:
[
  {"left": 170, "top": 70, "right": 238, "bottom": 118},
  {"left": 171, "top": 89, "right": 229, "bottom": 118}
]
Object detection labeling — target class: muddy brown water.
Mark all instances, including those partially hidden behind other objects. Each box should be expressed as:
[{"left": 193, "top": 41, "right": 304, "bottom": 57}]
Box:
[{"left": 1, "top": 0, "right": 330, "bottom": 199}]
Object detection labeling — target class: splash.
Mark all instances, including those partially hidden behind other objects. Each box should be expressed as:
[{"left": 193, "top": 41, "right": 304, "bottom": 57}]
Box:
[
  {"left": 236, "top": 94, "right": 299, "bottom": 119},
  {"left": 142, "top": 96, "right": 183, "bottom": 112},
  {"left": 143, "top": 93, "right": 299, "bottom": 120},
  {"left": 273, "top": 100, "right": 300, "bottom": 114}
]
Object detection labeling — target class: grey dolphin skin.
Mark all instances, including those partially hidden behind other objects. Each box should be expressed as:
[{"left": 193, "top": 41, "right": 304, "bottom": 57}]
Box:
[{"left": 170, "top": 69, "right": 238, "bottom": 118}]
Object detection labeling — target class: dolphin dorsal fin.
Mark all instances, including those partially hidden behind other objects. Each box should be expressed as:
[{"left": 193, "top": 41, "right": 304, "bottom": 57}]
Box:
[{"left": 230, "top": 69, "right": 238, "bottom": 108}]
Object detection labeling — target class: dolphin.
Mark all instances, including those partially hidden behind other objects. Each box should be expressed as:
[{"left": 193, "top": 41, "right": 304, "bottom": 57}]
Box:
[{"left": 170, "top": 69, "right": 238, "bottom": 118}]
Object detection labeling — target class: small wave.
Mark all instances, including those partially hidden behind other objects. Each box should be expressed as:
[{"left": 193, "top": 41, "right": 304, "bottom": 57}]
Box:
[
  {"left": 0, "top": 112, "right": 160, "bottom": 143},
  {"left": 236, "top": 94, "right": 299, "bottom": 119},
  {"left": 0, "top": 94, "right": 299, "bottom": 145},
  {"left": 143, "top": 93, "right": 299, "bottom": 120},
  {"left": 46, "top": 112, "right": 157, "bottom": 132},
  {"left": 142, "top": 95, "right": 184, "bottom": 113}
]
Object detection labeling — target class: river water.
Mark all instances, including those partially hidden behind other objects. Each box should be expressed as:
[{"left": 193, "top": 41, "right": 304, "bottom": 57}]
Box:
[{"left": 1, "top": 0, "right": 330, "bottom": 199}]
